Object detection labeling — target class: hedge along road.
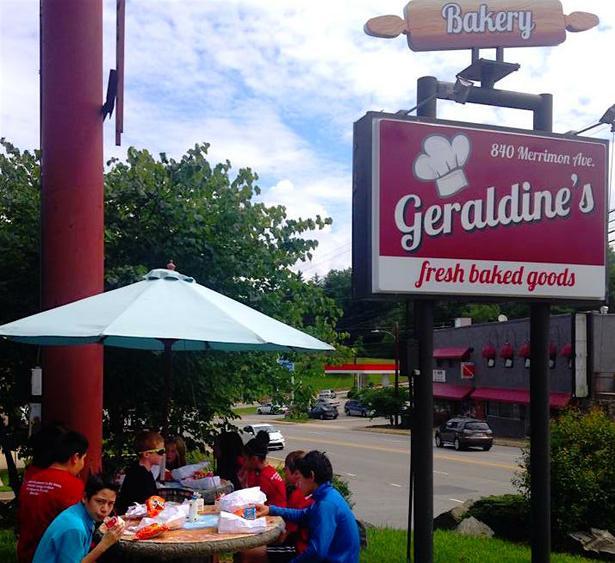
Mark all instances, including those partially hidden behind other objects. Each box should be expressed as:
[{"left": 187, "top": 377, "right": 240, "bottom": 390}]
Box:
[{"left": 241, "top": 414, "right": 521, "bottom": 528}]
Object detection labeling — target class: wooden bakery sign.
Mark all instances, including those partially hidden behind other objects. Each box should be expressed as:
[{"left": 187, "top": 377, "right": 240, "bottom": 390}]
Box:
[{"left": 365, "top": 0, "right": 599, "bottom": 51}]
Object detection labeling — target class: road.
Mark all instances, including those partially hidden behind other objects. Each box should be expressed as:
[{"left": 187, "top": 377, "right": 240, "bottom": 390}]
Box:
[{"left": 241, "top": 413, "right": 522, "bottom": 528}]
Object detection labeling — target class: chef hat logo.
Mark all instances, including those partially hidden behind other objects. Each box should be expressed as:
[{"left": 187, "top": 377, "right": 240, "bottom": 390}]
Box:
[{"left": 413, "top": 134, "right": 471, "bottom": 197}]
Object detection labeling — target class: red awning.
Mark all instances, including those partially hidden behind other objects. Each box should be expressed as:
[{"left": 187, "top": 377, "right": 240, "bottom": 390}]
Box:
[
  {"left": 433, "top": 383, "right": 473, "bottom": 400},
  {"left": 471, "top": 387, "right": 571, "bottom": 409},
  {"left": 433, "top": 347, "right": 471, "bottom": 360}
]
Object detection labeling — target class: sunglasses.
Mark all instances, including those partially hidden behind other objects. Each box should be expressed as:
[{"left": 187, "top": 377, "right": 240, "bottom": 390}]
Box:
[{"left": 140, "top": 448, "right": 166, "bottom": 455}]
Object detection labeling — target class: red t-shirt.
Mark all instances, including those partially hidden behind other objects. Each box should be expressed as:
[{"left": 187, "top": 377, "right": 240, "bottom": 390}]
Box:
[
  {"left": 287, "top": 487, "right": 314, "bottom": 553},
  {"left": 258, "top": 465, "right": 286, "bottom": 507},
  {"left": 17, "top": 467, "right": 84, "bottom": 563}
]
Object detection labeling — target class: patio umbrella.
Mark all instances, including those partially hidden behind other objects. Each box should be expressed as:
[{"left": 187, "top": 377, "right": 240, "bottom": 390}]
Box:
[{"left": 0, "top": 266, "right": 334, "bottom": 432}]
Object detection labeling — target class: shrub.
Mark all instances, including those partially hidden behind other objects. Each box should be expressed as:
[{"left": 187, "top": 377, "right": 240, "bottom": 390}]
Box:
[
  {"left": 332, "top": 473, "right": 354, "bottom": 508},
  {"left": 515, "top": 408, "right": 615, "bottom": 545},
  {"left": 468, "top": 494, "right": 528, "bottom": 542}
]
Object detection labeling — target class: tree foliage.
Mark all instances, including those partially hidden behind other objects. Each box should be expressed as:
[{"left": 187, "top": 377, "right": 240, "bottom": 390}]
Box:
[
  {"left": 0, "top": 140, "right": 347, "bottom": 460},
  {"left": 359, "top": 386, "right": 409, "bottom": 425},
  {"left": 515, "top": 408, "right": 615, "bottom": 545}
]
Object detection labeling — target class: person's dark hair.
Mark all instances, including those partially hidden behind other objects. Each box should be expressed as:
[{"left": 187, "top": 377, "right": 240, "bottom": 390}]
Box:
[
  {"left": 245, "top": 430, "right": 269, "bottom": 460},
  {"left": 214, "top": 431, "right": 244, "bottom": 491},
  {"left": 296, "top": 450, "right": 333, "bottom": 485},
  {"left": 284, "top": 450, "right": 305, "bottom": 473},
  {"left": 30, "top": 423, "right": 69, "bottom": 468},
  {"left": 53, "top": 430, "right": 89, "bottom": 464},
  {"left": 85, "top": 474, "right": 120, "bottom": 499}
]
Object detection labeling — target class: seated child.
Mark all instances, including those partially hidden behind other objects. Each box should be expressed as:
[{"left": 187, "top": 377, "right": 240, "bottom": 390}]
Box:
[
  {"left": 213, "top": 431, "right": 245, "bottom": 491},
  {"left": 115, "top": 431, "right": 164, "bottom": 515},
  {"left": 266, "top": 450, "right": 315, "bottom": 562},
  {"left": 33, "top": 474, "right": 125, "bottom": 563},
  {"left": 243, "top": 431, "right": 286, "bottom": 507},
  {"left": 163, "top": 435, "right": 187, "bottom": 480}
]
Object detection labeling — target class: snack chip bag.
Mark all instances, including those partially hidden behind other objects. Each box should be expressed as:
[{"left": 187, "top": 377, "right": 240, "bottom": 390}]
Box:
[
  {"left": 145, "top": 496, "right": 166, "bottom": 518},
  {"left": 135, "top": 522, "right": 168, "bottom": 540}
]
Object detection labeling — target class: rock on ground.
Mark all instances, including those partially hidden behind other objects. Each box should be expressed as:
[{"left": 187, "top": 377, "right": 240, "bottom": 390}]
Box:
[{"left": 455, "top": 516, "right": 494, "bottom": 538}]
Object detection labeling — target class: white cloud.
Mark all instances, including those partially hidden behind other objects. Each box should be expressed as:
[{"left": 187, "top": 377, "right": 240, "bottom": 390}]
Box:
[{"left": 2, "top": 0, "right": 614, "bottom": 278}]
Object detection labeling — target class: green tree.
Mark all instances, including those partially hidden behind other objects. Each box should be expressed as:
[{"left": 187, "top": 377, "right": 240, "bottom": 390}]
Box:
[
  {"left": 0, "top": 140, "right": 347, "bottom": 464},
  {"left": 359, "top": 386, "right": 409, "bottom": 426}
]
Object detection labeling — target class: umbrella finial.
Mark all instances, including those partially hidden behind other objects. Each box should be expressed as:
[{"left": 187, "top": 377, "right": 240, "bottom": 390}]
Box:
[{"left": 167, "top": 260, "right": 176, "bottom": 271}]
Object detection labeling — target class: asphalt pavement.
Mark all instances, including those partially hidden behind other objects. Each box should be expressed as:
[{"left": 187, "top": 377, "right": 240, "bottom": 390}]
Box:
[{"left": 241, "top": 411, "right": 522, "bottom": 528}]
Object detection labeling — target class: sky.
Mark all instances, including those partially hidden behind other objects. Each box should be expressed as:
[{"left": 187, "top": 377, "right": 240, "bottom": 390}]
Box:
[{"left": 1, "top": 0, "right": 614, "bottom": 278}]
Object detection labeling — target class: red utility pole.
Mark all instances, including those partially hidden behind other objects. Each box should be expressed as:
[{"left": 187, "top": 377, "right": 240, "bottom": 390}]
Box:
[{"left": 40, "top": 0, "right": 104, "bottom": 475}]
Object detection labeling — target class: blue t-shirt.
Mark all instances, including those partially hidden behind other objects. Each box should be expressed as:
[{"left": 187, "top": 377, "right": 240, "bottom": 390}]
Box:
[
  {"left": 33, "top": 501, "right": 95, "bottom": 563},
  {"left": 269, "top": 482, "right": 360, "bottom": 563}
]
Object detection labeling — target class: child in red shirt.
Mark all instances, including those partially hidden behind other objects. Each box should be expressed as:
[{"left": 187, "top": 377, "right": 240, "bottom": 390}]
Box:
[
  {"left": 283, "top": 451, "right": 314, "bottom": 554},
  {"left": 243, "top": 431, "right": 286, "bottom": 507},
  {"left": 17, "top": 430, "right": 88, "bottom": 563}
]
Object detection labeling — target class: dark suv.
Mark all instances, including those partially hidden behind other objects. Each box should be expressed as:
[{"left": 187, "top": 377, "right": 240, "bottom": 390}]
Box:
[{"left": 435, "top": 418, "right": 493, "bottom": 451}]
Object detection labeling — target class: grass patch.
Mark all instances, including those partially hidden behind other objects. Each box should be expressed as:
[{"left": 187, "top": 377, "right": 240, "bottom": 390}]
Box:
[
  {"left": 303, "top": 373, "right": 383, "bottom": 391},
  {"left": 0, "top": 525, "right": 594, "bottom": 562},
  {"left": 361, "top": 528, "right": 594, "bottom": 562},
  {"left": 0, "top": 530, "right": 16, "bottom": 563},
  {"left": 232, "top": 406, "right": 258, "bottom": 416}
]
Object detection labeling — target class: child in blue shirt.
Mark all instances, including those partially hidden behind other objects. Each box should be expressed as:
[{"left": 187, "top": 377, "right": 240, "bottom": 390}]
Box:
[
  {"left": 33, "top": 474, "right": 125, "bottom": 563},
  {"left": 256, "top": 450, "right": 360, "bottom": 563}
]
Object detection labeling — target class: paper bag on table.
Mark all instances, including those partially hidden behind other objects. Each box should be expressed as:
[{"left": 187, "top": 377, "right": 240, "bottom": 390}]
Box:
[
  {"left": 218, "top": 511, "right": 268, "bottom": 534},
  {"left": 218, "top": 486, "right": 266, "bottom": 513}
]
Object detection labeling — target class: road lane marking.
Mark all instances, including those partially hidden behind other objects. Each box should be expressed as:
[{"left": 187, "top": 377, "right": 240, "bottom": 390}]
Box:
[
  {"left": 434, "top": 471, "right": 449, "bottom": 476},
  {"left": 449, "top": 498, "right": 464, "bottom": 503},
  {"left": 346, "top": 473, "right": 357, "bottom": 477},
  {"left": 285, "top": 436, "right": 518, "bottom": 470},
  {"left": 390, "top": 483, "right": 402, "bottom": 488}
]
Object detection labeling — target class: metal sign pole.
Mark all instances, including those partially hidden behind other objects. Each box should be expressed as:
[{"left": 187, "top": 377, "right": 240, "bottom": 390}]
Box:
[
  {"left": 412, "top": 75, "right": 438, "bottom": 563},
  {"left": 530, "top": 94, "right": 553, "bottom": 563}
]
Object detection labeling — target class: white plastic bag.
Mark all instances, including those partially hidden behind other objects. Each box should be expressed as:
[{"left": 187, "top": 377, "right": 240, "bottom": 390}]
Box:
[
  {"left": 125, "top": 503, "right": 147, "bottom": 519},
  {"left": 180, "top": 475, "right": 220, "bottom": 490},
  {"left": 219, "top": 487, "right": 267, "bottom": 513},
  {"left": 218, "top": 511, "right": 268, "bottom": 534},
  {"left": 154, "top": 504, "right": 189, "bottom": 530},
  {"left": 170, "top": 462, "right": 209, "bottom": 481}
]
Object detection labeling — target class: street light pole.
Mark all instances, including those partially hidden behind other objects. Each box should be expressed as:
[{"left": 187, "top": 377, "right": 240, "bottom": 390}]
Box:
[{"left": 371, "top": 324, "right": 400, "bottom": 426}]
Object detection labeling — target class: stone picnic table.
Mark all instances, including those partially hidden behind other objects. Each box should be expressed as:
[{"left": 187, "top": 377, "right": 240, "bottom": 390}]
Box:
[{"left": 114, "top": 508, "right": 285, "bottom": 563}]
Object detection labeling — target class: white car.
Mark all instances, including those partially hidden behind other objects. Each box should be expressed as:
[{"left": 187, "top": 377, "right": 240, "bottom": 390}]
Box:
[
  {"left": 256, "top": 403, "right": 288, "bottom": 415},
  {"left": 242, "top": 424, "right": 285, "bottom": 450},
  {"left": 317, "top": 390, "right": 340, "bottom": 406}
]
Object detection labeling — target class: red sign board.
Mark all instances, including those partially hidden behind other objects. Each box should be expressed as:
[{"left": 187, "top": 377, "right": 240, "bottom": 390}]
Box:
[
  {"left": 352, "top": 114, "right": 608, "bottom": 302},
  {"left": 461, "top": 362, "right": 475, "bottom": 379}
]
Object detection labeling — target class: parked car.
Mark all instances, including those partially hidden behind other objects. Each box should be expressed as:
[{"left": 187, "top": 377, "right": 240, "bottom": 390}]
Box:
[
  {"left": 256, "top": 403, "right": 288, "bottom": 415},
  {"left": 344, "top": 399, "right": 372, "bottom": 417},
  {"left": 242, "top": 424, "right": 285, "bottom": 450},
  {"left": 317, "top": 390, "right": 340, "bottom": 406},
  {"left": 308, "top": 403, "right": 339, "bottom": 420},
  {"left": 435, "top": 418, "right": 493, "bottom": 451}
]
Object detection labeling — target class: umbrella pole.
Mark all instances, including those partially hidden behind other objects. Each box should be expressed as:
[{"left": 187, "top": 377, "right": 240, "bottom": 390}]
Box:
[{"left": 162, "top": 340, "right": 174, "bottom": 437}]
